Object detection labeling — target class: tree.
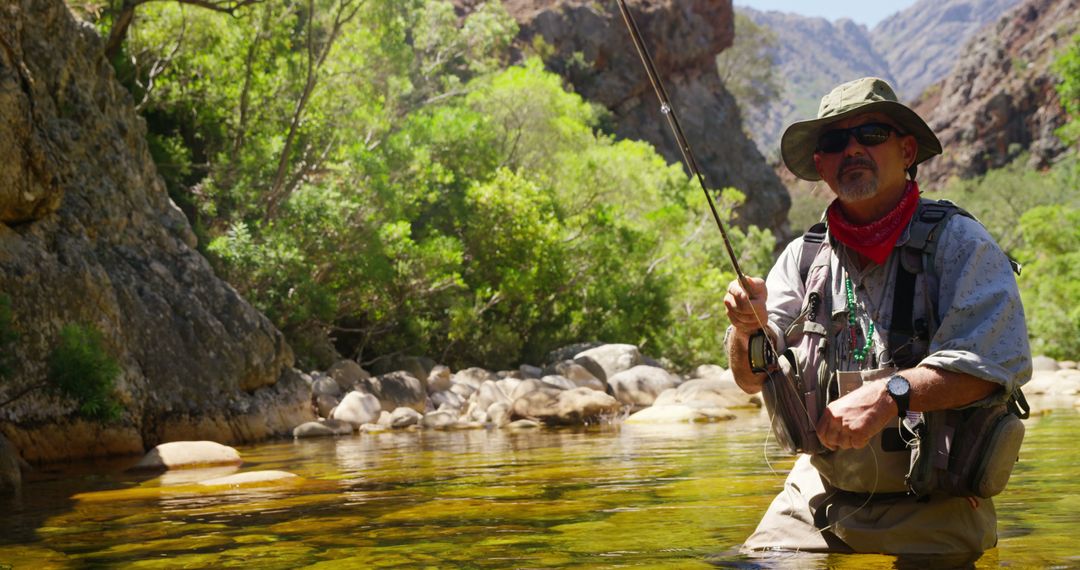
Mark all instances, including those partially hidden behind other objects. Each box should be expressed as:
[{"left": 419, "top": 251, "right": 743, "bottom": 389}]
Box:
[{"left": 715, "top": 12, "right": 781, "bottom": 121}]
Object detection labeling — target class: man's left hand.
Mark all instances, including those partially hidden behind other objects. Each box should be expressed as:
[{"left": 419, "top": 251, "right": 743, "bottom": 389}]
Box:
[{"left": 815, "top": 381, "right": 896, "bottom": 450}]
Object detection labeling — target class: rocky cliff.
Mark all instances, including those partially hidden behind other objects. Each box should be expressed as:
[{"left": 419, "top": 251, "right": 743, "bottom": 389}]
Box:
[
  {"left": 497, "top": 0, "right": 790, "bottom": 233},
  {"left": 914, "top": 0, "right": 1078, "bottom": 186},
  {"left": 0, "top": 0, "right": 313, "bottom": 463},
  {"left": 873, "top": 0, "right": 1023, "bottom": 101}
]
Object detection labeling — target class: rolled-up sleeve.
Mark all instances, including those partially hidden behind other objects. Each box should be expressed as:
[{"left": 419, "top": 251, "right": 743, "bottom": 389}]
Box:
[{"left": 920, "top": 217, "right": 1032, "bottom": 405}]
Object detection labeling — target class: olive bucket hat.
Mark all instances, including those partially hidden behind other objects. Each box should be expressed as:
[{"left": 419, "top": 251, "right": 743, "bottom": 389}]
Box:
[{"left": 780, "top": 77, "right": 942, "bottom": 181}]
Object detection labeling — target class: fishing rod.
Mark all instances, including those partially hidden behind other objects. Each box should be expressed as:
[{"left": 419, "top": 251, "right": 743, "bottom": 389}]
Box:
[{"left": 614, "top": 0, "right": 752, "bottom": 295}]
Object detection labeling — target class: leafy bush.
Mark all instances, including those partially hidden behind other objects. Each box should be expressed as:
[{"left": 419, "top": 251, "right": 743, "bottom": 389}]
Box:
[
  {"left": 47, "top": 324, "right": 122, "bottom": 422},
  {"left": 1053, "top": 33, "right": 1080, "bottom": 145},
  {"left": 1015, "top": 206, "right": 1080, "bottom": 359}
]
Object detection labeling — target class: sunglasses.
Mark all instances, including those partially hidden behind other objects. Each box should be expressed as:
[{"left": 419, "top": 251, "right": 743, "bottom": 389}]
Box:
[{"left": 816, "top": 122, "right": 903, "bottom": 154}]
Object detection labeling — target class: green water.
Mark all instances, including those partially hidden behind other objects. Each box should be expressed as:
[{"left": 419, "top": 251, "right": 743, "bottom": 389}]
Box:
[{"left": 1, "top": 409, "right": 1078, "bottom": 569}]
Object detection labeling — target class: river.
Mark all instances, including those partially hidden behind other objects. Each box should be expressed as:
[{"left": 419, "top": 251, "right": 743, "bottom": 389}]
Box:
[{"left": 1, "top": 407, "right": 1077, "bottom": 568}]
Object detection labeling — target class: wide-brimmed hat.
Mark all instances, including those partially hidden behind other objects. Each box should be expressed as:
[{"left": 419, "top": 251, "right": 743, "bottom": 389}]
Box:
[{"left": 780, "top": 77, "right": 942, "bottom": 181}]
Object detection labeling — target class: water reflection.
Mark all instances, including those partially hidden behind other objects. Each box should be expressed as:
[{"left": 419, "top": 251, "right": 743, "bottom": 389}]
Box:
[{"left": 0, "top": 409, "right": 1076, "bottom": 568}]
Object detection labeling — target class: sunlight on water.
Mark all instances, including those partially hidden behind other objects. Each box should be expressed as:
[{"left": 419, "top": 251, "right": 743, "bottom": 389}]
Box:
[{"left": 1, "top": 409, "right": 1077, "bottom": 568}]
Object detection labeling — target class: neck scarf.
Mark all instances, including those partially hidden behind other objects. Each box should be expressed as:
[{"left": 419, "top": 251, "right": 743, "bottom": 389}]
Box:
[{"left": 827, "top": 180, "right": 920, "bottom": 265}]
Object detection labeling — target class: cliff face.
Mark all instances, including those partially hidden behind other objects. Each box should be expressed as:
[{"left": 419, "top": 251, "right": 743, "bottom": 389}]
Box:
[
  {"left": 872, "top": 0, "right": 1023, "bottom": 101},
  {"left": 0, "top": 0, "right": 313, "bottom": 463},
  {"left": 914, "top": 0, "right": 1077, "bottom": 187},
  {"left": 500, "top": 0, "right": 790, "bottom": 233}
]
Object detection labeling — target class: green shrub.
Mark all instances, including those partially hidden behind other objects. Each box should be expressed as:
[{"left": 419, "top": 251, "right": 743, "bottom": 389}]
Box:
[{"left": 47, "top": 324, "right": 122, "bottom": 422}]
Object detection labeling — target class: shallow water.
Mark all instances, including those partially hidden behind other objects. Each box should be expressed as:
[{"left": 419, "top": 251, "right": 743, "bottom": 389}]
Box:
[{"left": 1, "top": 408, "right": 1078, "bottom": 569}]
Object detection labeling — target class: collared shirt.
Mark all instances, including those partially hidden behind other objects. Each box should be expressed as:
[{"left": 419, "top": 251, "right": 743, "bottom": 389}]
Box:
[{"left": 764, "top": 204, "right": 1032, "bottom": 406}]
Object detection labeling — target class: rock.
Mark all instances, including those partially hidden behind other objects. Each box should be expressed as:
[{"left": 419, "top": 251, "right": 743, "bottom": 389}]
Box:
[
  {"left": 422, "top": 410, "right": 458, "bottom": 429},
  {"left": 497, "top": 377, "right": 524, "bottom": 398},
  {"left": 331, "top": 392, "right": 382, "bottom": 426},
  {"left": 519, "top": 364, "right": 544, "bottom": 379},
  {"left": 361, "top": 423, "right": 393, "bottom": 433},
  {"left": 427, "top": 365, "right": 453, "bottom": 393},
  {"left": 311, "top": 375, "right": 342, "bottom": 399},
  {"left": 0, "top": 0, "right": 314, "bottom": 462},
  {"left": 377, "top": 410, "right": 393, "bottom": 426},
  {"left": 1032, "top": 356, "right": 1060, "bottom": 372},
  {"left": 512, "top": 386, "right": 621, "bottom": 425},
  {"left": 370, "top": 355, "right": 435, "bottom": 383},
  {"left": 507, "top": 419, "right": 541, "bottom": 429},
  {"left": 540, "top": 375, "right": 577, "bottom": 391},
  {"left": 1060, "top": 361, "right": 1078, "bottom": 370},
  {"left": 667, "top": 377, "right": 759, "bottom": 410},
  {"left": 510, "top": 378, "right": 551, "bottom": 402},
  {"left": 450, "top": 382, "right": 477, "bottom": 398},
  {"left": 292, "top": 419, "right": 353, "bottom": 438},
  {"left": 608, "top": 365, "right": 681, "bottom": 408},
  {"left": 357, "top": 371, "right": 426, "bottom": 412},
  {"left": 549, "top": 360, "right": 606, "bottom": 391},
  {"left": 131, "top": 441, "right": 242, "bottom": 471},
  {"left": 497, "top": 370, "right": 523, "bottom": 379},
  {"left": 431, "top": 389, "right": 467, "bottom": 412},
  {"left": 572, "top": 355, "right": 607, "bottom": 384},
  {"left": 464, "top": 401, "right": 488, "bottom": 423},
  {"left": 475, "top": 380, "right": 513, "bottom": 411},
  {"left": 488, "top": 402, "right": 512, "bottom": 427},
  {"left": 0, "top": 435, "right": 22, "bottom": 494},
  {"left": 452, "top": 367, "right": 498, "bottom": 390},
  {"left": 314, "top": 393, "right": 339, "bottom": 418},
  {"left": 575, "top": 344, "right": 643, "bottom": 380},
  {"left": 544, "top": 342, "right": 604, "bottom": 365},
  {"left": 625, "top": 404, "right": 736, "bottom": 424},
  {"left": 326, "top": 360, "right": 369, "bottom": 391},
  {"left": 199, "top": 470, "right": 298, "bottom": 487},
  {"left": 389, "top": 407, "right": 423, "bottom": 428}
]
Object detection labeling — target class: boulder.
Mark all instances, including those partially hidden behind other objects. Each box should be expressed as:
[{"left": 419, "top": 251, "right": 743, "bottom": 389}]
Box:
[
  {"left": 507, "top": 419, "right": 541, "bottom": 429},
  {"left": 512, "top": 386, "right": 621, "bottom": 425},
  {"left": 427, "top": 365, "right": 453, "bottom": 393},
  {"left": 331, "top": 392, "right": 382, "bottom": 426},
  {"left": 311, "top": 375, "right": 342, "bottom": 398},
  {"left": 431, "top": 389, "right": 467, "bottom": 412},
  {"left": 326, "top": 360, "right": 369, "bottom": 391},
  {"left": 422, "top": 410, "right": 458, "bottom": 429},
  {"left": 540, "top": 375, "right": 577, "bottom": 391},
  {"left": 575, "top": 344, "right": 642, "bottom": 380},
  {"left": 662, "top": 377, "right": 758, "bottom": 410},
  {"left": 497, "top": 377, "right": 524, "bottom": 398},
  {"left": 608, "top": 365, "right": 681, "bottom": 408},
  {"left": 510, "top": 378, "right": 552, "bottom": 402},
  {"left": 519, "top": 364, "right": 544, "bottom": 379},
  {"left": 370, "top": 355, "right": 435, "bottom": 383},
  {"left": 549, "top": 360, "right": 606, "bottom": 391},
  {"left": 474, "top": 380, "right": 513, "bottom": 411},
  {"left": 389, "top": 407, "right": 423, "bottom": 428},
  {"left": 1032, "top": 356, "right": 1060, "bottom": 372},
  {"left": 199, "top": 470, "right": 298, "bottom": 487},
  {"left": 292, "top": 419, "right": 354, "bottom": 438},
  {"left": 450, "top": 382, "right": 477, "bottom": 398},
  {"left": 572, "top": 355, "right": 607, "bottom": 384},
  {"left": 314, "top": 393, "right": 339, "bottom": 418},
  {"left": 1061, "top": 361, "right": 1078, "bottom": 370},
  {"left": 625, "top": 404, "right": 735, "bottom": 424},
  {"left": 357, "top": 371, "right": 426, "bottom": 412},
  {"left": 131, "top": 441, "right": 242, "bottom": 471},
  {"left": 488, "top": 402, "right": 512, "bottom": 427},
  {"left": 452, "top": 367, "right": 498, "bottom": 390}
]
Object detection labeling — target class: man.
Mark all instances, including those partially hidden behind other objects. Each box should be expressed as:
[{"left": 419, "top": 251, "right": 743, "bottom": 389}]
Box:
[{"left": 724, "top": 77, "right": 1031, "bottom": 555}]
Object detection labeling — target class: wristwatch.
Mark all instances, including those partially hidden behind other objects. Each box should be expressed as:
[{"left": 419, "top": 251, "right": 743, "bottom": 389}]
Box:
[{"left": 886, "top": 374, "right": 911, "bottom": 418}]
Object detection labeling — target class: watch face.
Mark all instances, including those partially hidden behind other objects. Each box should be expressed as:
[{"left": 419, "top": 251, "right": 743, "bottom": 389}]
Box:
[{"left": 888, "top": 376, "right": 910, "bottom": 397}]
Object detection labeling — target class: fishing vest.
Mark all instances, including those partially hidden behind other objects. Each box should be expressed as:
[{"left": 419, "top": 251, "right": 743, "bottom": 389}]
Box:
[{"left": 761, "top": 198, "right": 1028, "bottom": 497}]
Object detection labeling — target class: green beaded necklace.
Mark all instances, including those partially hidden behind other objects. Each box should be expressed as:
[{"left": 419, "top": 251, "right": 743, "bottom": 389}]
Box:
[{"left": 845, "top": 277, "right": 874, "bottom": 363}]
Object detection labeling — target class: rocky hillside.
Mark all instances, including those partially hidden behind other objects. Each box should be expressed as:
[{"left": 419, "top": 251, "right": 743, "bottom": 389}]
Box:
[
  {"left": 873, "top": 0, "right": 1024, "bottom": 101},
  {"left": 737, "top": 9, "right": 894, "bottom": 158},
  {"left": 741, "top": 0, "right": 1022, "bottom": 158},
  {"left": 0, "top": 0, "right": 313, "bottom": 463},
  {"left": 496, "top": 0, "right": 790, "bottom": 233},
  {"left": 914, "top": 0, "right": 1078, "bottom": 186}
]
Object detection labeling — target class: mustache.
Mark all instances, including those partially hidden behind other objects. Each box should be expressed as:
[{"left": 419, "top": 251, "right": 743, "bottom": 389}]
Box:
[{"left": 838, "top": 156, "right": 877, "bottom": 176}]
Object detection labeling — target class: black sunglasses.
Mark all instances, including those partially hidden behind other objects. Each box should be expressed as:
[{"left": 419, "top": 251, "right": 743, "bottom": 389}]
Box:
[{"left": 816, "top": 122, "right": 903, "bottom": 154}]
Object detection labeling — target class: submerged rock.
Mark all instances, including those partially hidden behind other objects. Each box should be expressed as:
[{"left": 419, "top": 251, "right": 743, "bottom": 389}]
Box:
[
  {"left": 292, "top": 419, "right": 354, "bottom": 438},
  {"left": 625, "top": 404, "right": 735, "bottom": 424},
  {"left": 198, "top": 470, "right": 298, "bottom": 487}
]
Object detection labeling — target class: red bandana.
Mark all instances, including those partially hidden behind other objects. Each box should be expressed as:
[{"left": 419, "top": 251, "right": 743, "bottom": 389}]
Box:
[{"left": 826, "top": 181, "right": 920, "bottom": 265}]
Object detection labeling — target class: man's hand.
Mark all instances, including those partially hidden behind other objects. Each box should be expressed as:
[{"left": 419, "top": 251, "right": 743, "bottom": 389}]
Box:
[
  {"left": 723, "top": 277, "right": 769, "bottom": 337},
  {"left": 815, "top": 381, "right": 896, "bottom": 450}
]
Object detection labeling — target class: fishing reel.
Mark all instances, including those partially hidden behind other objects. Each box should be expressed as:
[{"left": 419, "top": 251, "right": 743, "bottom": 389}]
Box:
[{"left": 748, "top": 330, "right": 777, "bottom": 374}]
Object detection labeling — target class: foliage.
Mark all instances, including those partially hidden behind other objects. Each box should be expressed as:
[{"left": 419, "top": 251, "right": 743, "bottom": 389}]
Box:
[
  {"left": 1015, "top": 206, "right": 1080, "bottom": 359},
  {"left": 47, "top": 324, "right": 123, "bottom": 422},
  {"left": 0, "top": 295, "right": 15, "bottom": 380},
  {"left": 716, "top": 12, "right": 781, "bottom": 125},
  {"left": 1053, "top": 33, "right": 1080, "bottom": 145},
  {"left": 104, "top": 0, "right": 775, "bottom": 371}
]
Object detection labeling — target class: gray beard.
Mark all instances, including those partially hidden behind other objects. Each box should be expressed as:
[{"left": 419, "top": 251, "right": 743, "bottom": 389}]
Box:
[{"left": 835, "top": 175, "right": 879, "bottom": 202}]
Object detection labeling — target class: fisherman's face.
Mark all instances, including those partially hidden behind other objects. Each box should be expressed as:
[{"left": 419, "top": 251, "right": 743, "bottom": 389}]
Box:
[{"left": 812, "top": 112, "right": 917, "bottom": 203}]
